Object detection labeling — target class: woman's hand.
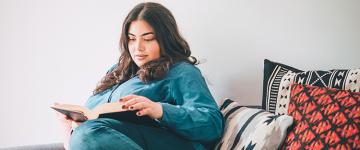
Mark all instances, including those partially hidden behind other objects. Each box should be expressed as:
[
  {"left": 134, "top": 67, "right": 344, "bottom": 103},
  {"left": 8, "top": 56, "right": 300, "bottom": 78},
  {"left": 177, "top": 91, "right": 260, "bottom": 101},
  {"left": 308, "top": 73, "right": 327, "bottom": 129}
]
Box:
[
  {"left": 54, "top": 103, "right": 82, "bottom": 150},
  {"left": 120, "top": 95, "right": 163, "bottom": 120},
  {"left": 55, "top": 109, "right": 72, "bottom": 150},
  {"left": 54, "top": 103, "right": 83, "bottom": 127}
]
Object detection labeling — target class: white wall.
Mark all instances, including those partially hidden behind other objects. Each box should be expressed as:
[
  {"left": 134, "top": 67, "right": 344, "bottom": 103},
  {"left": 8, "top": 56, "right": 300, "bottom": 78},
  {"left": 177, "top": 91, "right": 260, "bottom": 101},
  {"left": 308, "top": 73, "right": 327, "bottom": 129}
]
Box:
[{"left": 0, "top": 0, "right": 359, "bottom": 147}]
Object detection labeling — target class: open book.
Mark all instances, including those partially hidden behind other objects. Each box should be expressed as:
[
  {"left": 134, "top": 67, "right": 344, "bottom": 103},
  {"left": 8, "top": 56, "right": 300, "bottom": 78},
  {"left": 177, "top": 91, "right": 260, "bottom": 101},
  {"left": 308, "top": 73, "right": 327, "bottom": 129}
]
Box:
[{"left": 51, "top": 102, "right": 159, "bottom": 127}]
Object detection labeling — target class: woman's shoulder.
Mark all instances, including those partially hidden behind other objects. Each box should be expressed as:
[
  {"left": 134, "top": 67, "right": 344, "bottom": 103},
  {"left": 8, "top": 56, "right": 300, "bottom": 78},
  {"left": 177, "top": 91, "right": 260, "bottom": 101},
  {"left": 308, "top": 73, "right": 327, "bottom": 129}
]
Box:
[{"left": 168, "top": 61, "right": 202, "bottom": 77}]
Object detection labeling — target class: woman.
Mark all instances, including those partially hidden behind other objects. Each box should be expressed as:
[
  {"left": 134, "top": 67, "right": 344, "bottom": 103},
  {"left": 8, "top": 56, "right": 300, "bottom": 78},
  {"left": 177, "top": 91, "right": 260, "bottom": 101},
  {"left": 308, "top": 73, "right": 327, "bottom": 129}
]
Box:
[{"left": 57, "top": 2, "right": 223, "bottom": 150}]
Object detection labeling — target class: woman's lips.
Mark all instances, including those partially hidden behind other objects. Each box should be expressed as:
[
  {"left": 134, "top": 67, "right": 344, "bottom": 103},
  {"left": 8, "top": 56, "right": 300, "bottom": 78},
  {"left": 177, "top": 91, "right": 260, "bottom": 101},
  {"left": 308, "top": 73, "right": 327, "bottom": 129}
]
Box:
[{"left": 135, "top": 55, "right": 148, "bottom": 60}]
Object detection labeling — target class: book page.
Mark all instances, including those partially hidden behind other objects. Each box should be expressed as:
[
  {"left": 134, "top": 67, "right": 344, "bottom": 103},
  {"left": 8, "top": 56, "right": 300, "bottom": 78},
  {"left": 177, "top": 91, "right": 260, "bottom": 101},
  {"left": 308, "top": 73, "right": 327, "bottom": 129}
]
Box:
[
  {"left": 92, "top": 101, "right": 126, "bottom": 116},
  {"left": 51, "top": 102, "right": 126, "bottom": 121}
]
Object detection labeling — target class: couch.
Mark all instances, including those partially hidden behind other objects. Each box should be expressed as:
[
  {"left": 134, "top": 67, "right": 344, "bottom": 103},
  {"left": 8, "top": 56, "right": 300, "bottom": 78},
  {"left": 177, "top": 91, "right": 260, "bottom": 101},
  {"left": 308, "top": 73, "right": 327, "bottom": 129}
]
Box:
[
  {"left": 0, "top": 143, "right": 64, "bottom": 150},
  {"left": 3, "top": 59, "right": 359, "bottom": 150}
]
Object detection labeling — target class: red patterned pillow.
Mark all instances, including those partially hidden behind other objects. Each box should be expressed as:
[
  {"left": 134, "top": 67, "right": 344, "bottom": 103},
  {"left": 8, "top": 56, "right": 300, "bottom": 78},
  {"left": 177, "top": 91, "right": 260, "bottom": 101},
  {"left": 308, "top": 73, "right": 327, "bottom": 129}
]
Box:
[{"left": 282, "top": 83, "right": 360, "bottom": 150}]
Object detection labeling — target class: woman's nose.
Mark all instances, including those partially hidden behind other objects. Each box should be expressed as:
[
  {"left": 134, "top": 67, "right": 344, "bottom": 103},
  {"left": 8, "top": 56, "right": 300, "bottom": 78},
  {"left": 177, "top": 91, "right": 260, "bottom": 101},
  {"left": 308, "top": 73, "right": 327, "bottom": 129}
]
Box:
[{"left": 135, "top": 39, "right": 145, "bottom": 51}]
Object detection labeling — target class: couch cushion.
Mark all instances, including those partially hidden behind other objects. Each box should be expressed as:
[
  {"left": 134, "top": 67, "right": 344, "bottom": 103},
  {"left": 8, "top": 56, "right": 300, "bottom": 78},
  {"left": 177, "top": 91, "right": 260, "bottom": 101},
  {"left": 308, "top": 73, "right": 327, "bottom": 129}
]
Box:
[
  {"left": 262, "top": 59, "right": 360, "bottom": 115},
  {"left": 1, "top": 143, "right": 64, "bottom": 150},
  {"left": 215, "top": 99, "right": 293, "bottom": 150},
  {"left": 282, "top": 84, "right": 360, "bottom": 149}
]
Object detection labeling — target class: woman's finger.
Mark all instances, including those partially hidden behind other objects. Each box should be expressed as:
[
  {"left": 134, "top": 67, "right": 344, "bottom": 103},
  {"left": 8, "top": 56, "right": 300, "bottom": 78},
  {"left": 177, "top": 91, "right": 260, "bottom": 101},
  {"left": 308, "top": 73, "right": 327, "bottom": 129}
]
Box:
[
  {"left": 56, "top": 112, "right": 71, "bottom": 120},
  {"left": 129, "top": 101, "right": 148, "bottom": 111},
  {"left": 137, "top": 108, "right": 151, "bottom": 116},
  {"left": 120, "top": 94, "right": 138, "bottom": 102},
  {"left": 123, "top": 97, "right": 146, "bottom": 108},
  {"left": 74, "top": 121, "right": 82, "bottom": 126}
]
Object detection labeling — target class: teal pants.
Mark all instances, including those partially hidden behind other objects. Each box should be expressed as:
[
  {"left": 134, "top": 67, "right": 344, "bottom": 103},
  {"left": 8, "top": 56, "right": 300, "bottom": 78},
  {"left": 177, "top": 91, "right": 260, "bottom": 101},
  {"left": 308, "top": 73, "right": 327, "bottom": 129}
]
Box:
[{"left": 69, "top": 118, "right": 197, "bottom": 150}]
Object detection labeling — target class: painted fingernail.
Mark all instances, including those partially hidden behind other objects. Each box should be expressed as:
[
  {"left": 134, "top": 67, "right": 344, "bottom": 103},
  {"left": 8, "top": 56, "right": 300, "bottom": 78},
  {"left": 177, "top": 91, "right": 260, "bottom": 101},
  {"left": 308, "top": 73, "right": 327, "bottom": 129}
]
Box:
[
  {"left": 129, "top": 106, "right": 134, "bottom": 110},
  {"left": 122, "top": 105, "right": 126, "bottom": 109},
  {"left": 136, "top": 112, "right": 141, "bottom": 116},
  {"left": 118, "top": 99, "right": 123, "bottom": 102}
]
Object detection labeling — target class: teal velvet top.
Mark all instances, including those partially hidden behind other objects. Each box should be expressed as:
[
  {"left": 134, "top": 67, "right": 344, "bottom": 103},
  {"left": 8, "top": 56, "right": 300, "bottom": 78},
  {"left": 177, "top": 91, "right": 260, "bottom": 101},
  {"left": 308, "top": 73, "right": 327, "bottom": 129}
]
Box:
[{"left": 85, "top": 61, "right": 224, "bottom": 148}]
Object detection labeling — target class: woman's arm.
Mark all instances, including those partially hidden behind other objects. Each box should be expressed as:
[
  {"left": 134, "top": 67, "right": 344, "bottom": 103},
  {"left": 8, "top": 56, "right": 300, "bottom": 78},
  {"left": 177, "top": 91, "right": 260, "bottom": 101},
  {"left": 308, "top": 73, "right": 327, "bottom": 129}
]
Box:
[
  {"left": 159, "top": 65, "right": 224, "bottom": 142},
  {"left": 121, "top": 64, "right": 224, "bottom": 142}
]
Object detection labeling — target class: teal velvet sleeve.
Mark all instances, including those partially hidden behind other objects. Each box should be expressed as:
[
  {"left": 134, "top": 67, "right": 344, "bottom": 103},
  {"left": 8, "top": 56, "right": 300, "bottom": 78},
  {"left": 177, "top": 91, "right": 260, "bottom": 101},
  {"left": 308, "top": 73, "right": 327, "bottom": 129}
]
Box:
[{"left": 159, "top": 64, "right": 224, "bottom": 142}]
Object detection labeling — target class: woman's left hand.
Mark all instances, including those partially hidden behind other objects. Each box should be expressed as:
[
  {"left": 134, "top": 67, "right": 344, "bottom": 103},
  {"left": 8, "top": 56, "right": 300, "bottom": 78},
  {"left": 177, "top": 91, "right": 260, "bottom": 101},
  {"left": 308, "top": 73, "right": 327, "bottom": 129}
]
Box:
[{"left": 120, "top": 94, "right": 163, "bottom": 120}]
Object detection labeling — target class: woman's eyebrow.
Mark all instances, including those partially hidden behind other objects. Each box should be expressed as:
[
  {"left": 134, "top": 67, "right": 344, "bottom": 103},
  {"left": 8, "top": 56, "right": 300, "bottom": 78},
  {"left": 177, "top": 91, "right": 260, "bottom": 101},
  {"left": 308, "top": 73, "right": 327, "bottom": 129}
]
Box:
[
  {"left": 128, "top": 32, "right": 154, "bottom": 37},
  {"left": 141, "top": 32, "right": 154, "bottom": 36}
]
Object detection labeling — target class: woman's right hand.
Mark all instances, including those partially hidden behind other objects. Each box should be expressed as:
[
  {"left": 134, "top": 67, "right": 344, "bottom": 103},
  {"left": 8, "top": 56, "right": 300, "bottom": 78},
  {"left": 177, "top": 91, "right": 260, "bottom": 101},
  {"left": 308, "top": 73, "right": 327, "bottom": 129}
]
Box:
[
  {"left": 54, "top": 103, "right": 82, "bottom": 150},
  {"left": 56, "top": 112, "right": 83, "bottom": 129},
  {"left": 54, "top": 103, "right": 83, "bottom": 127}
]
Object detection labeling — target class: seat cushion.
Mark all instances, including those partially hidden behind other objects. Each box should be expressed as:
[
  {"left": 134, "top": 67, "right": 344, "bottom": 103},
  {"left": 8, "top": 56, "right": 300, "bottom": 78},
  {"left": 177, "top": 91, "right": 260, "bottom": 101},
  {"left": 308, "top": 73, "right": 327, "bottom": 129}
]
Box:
[{"left": 1, "top": 143, "right": 64, "bottom": 150}]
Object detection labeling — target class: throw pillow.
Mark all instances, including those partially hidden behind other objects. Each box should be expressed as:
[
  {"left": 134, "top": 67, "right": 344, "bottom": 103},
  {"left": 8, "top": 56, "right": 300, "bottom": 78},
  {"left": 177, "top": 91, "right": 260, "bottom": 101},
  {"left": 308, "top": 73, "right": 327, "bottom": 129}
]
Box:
[
  {"left": 215, "top": 99, "right": 293, "bottom": 150},
  {"left": 282, "top": 84, "right": 360, "bottom": 150},
  {"left": 262, "top": 59, "right": 360, "bottom": 115}
]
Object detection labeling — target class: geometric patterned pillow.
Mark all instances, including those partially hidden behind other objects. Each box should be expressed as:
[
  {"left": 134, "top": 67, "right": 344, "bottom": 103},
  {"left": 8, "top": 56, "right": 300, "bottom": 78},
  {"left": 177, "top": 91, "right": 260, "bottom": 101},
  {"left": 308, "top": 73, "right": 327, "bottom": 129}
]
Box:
[
  {"left": 262, "top": 59, "right": 360, "bottom": 115},
  {"left": 215, "top": 99, "right": 293, "bottom": 150},
  {"left": 282, "top": 84, "right": 360, "bottom": 150}
]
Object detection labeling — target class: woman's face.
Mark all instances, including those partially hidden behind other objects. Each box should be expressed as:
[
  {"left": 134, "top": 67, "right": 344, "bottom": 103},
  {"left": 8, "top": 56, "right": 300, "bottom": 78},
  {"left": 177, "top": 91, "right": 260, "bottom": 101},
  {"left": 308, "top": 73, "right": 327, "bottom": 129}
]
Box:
[{"left": 128, "top": 20, "right": 161, "bottom": 67}]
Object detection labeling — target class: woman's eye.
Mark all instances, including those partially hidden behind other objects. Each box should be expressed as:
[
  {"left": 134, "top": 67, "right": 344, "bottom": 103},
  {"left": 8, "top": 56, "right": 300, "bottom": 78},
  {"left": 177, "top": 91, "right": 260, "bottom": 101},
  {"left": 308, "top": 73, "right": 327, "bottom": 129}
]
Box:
[
  {"left": 144, "top": 38, "right": 155, "bottom": 41},
  {"left": 128, "top": 38, "right": 136, "bottom": 41}
]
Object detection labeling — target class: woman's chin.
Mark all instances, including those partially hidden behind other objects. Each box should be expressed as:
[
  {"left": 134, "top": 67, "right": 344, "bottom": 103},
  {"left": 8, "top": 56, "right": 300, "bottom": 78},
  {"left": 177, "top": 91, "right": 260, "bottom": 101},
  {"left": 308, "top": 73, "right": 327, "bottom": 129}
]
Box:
[{"left": 135, "top": 61, "right": 146, "bottom": 67}]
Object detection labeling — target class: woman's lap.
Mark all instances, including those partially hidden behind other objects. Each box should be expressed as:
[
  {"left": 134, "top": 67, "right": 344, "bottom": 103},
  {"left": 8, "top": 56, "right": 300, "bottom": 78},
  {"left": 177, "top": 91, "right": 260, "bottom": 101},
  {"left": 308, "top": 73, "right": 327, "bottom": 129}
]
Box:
[{"left": 69, "top": 118, "right": 197, "bottom": 150}]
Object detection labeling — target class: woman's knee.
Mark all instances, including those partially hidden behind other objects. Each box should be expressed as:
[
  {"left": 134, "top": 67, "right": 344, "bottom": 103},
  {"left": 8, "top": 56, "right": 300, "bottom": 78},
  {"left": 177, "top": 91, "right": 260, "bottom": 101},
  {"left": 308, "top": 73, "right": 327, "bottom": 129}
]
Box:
[
  {"left": 69, "top": 119, "right": 110, "bottom": 149},
  {"left": 69, "top": 118, "right": 143, "bottom": 150}
]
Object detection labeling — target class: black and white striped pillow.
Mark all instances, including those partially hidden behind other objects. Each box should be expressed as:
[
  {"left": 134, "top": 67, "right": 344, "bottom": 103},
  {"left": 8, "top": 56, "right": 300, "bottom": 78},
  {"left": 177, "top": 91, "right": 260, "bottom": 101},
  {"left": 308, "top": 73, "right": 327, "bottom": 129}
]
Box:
[{"left": 215, "top": 99, "right": 293, "bottom": 150}]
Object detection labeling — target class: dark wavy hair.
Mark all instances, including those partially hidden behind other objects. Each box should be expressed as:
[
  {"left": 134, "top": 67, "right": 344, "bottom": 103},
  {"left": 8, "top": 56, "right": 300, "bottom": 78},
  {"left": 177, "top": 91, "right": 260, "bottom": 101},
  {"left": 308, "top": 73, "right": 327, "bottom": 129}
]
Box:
[{"left": 93, "top": 2, "right": 197, "bottom": 95}]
